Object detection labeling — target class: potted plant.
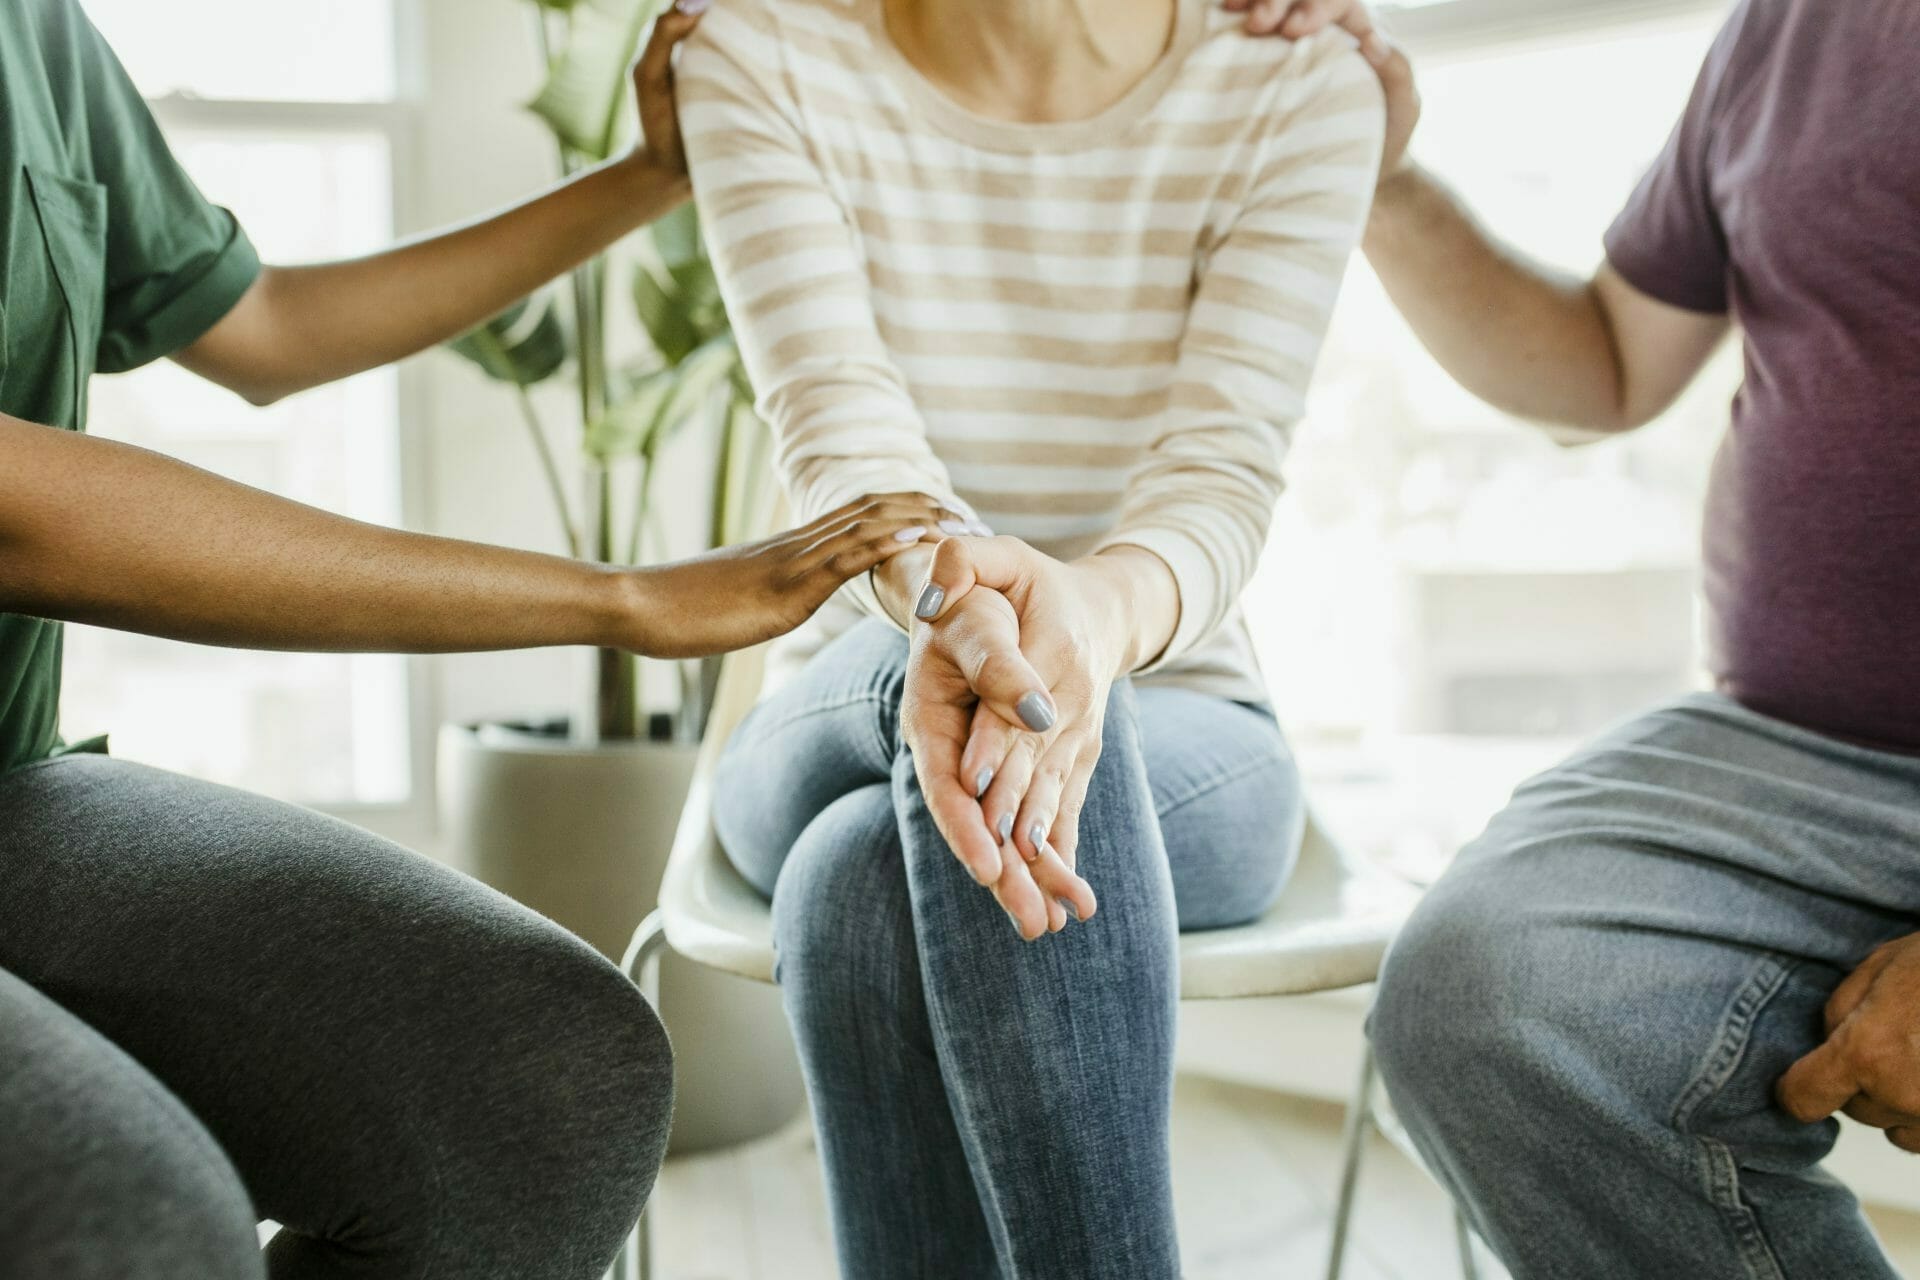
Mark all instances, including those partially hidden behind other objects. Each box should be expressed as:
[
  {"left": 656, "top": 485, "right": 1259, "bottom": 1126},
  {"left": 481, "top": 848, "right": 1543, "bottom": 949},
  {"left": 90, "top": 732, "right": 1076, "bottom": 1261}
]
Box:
[{"left": 436, "top": 0, "right": 799, "bottom": 1154}]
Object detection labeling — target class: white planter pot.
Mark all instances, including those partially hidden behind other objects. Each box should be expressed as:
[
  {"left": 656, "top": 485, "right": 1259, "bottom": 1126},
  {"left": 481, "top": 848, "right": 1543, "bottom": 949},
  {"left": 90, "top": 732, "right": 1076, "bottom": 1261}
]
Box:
[{"left": 437, "top": 722, "right": 804, "bottom": 1155}]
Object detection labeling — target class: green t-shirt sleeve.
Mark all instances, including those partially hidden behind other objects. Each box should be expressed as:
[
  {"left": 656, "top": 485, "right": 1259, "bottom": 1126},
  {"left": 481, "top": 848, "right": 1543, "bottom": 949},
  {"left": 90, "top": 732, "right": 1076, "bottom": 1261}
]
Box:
[{"left": 60, "top": 1, "right": 262, "bottom": 373}]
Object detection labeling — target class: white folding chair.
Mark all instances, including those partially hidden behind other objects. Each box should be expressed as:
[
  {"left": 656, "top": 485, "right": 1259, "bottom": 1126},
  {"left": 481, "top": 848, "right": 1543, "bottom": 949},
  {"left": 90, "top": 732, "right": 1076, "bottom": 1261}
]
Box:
[{"left": 613, "top": 646, "right": 1480, "bottom": 1280}]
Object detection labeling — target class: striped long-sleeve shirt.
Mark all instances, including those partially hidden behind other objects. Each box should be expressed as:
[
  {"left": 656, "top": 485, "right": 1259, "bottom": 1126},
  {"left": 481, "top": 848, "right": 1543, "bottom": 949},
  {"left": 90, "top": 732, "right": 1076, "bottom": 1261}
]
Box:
[{"left": 680, "top": 0, "right": 1384, "bottom": 700}]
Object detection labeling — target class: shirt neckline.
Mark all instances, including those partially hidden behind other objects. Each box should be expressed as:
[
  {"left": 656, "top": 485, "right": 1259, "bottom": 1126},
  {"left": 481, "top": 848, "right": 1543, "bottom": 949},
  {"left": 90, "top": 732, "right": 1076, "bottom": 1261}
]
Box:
[{"left": 860, "top": 0, "right": 1203, "bottom": 151}]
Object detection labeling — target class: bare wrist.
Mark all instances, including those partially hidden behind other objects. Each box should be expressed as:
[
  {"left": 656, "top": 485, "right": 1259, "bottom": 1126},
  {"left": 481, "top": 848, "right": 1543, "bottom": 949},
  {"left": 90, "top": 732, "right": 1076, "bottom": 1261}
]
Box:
[
  {"left": 1072, "top": 553, "right": 1154, "bottom": 677},
  {"left": 615, "top": 149, "right": 692, "bottom": 217},
  {"left": 872, "top": 545, "right": 935, "bottom": 629},
  {"left": 596, "top": 565, "right": 659, "bottom": 654}
]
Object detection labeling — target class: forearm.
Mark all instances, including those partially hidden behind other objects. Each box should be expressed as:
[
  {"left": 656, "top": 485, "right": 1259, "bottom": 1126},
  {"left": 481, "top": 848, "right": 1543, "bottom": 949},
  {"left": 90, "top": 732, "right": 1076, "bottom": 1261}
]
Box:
[
  {"left": 0, "top": 416, "right": 640, "bottom": 654},
  {"left": 1365, "top": 164, "right": 1631, "bottom": 431},
  {"left": 182, "top": 156, "right": 687, "bottom": 405}
]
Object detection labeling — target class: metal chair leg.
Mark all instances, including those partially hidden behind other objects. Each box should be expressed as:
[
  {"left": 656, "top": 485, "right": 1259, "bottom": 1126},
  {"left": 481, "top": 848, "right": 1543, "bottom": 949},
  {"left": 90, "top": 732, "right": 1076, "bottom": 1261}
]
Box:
[
  {"left": 1453, "top": 1204, "right": 1482, "bottom": 1280},
  {"left": 610, "top": 912, "right": 671, "bottom": 1280},
  {"left": 1360, "top": 1049, "right": 1485, "bottom": 1280},
  {"left": 1326, "top": 1044, "right": 1378, "bottom": 1280}
]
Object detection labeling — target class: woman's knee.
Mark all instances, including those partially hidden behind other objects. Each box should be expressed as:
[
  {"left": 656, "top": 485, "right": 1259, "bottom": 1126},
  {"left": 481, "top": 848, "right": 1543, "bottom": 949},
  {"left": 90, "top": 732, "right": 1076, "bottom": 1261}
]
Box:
[
  {"left": 771, "top": 786, "right": 922, "bottom": 1041},
  {"left": 714, "top": 621, "right": 911, "bottom": 892},
  {"left": 373, "top": 921, "right": 674, "bottom": 1279}
]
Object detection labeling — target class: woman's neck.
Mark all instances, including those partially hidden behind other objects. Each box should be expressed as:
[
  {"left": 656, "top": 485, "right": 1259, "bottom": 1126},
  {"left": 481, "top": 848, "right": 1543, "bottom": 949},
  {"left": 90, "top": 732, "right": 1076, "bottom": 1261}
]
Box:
[{"left": 883, "top": 0, "right": 1180, "bottom": 125}]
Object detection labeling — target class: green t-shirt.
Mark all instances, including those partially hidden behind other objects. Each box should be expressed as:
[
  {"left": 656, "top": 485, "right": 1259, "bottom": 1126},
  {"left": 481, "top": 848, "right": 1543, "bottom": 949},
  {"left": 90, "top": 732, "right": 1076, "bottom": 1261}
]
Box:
[{"left": 1, "top": 0, "right": 262, "bottom": 774}]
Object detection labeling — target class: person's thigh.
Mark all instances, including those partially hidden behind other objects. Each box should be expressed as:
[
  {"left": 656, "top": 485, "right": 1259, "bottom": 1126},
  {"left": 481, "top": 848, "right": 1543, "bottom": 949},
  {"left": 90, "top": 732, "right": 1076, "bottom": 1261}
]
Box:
[
  {"left": 1136, "top": 687, "right": 1304, "bottom": 931},
  {"left": 0, "top": 966, "right": 262, "bottom": 1280},
  {"left": 0, "top": 755, "right": 673, "bottom": 1280},
  {"left": 1373, "top": 694, "right": 1920, "bottom": 1280},
  {"left": 714, "top": 619, "right": 907, "bottom": 895}
]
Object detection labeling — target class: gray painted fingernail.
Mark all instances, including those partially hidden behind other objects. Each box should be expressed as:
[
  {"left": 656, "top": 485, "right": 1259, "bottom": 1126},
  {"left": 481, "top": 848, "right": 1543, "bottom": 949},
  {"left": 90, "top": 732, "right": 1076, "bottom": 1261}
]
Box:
[
  {"left": 975, "top": 767, "right": 993, "bottom": 798},
  {"left": 939, "top": 519, "right": 969, "bottom": 536},
  {"left": 914, "top": 583, "right": 945, "bottom": 619},
  {"left": 996, "top": 813, "right": 1013, "bottom": 843},
  {"left": 894, "top": 526, "right": 927, "bottom": 543},
  {"left": 1029, "top": 822, "right": 1048, "bottom": 851},
  {"left": 968, "top": 521, "right": 994, "bottom": 537},
  {"left": 1016, "top": 692, "right": 1056, "bottom": 732},
  {"left": 675, "top": 0, "right": 710, "bottom": 13},
  {"left": 1059, "top": 898, "right": 1081, "bottom": 923}
]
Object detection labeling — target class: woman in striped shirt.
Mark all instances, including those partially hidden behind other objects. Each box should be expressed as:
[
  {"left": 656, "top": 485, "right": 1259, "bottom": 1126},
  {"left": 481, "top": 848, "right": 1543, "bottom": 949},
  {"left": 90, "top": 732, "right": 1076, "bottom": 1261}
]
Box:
[{"left": 687, "top": 0, "right": 1385, "bottom": 1271}]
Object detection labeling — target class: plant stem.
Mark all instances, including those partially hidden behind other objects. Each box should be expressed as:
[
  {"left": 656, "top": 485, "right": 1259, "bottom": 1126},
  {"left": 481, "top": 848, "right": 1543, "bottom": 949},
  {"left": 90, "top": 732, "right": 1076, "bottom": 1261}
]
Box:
[
  {"left": 513, "top": 383, "right": 583, "bottom": 560},
  {"left": 626, "top": 452, "right": 653, "bottom": 567},
  {"left": 532, "top": 2, "right": 635, "bottom": 741}
]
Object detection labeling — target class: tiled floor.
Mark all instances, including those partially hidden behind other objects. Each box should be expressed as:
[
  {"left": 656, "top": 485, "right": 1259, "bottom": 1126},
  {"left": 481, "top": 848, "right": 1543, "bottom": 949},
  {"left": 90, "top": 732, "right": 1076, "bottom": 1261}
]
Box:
[{"left": 649, "top": 1073, "right": 1920, "bottom": 1279}]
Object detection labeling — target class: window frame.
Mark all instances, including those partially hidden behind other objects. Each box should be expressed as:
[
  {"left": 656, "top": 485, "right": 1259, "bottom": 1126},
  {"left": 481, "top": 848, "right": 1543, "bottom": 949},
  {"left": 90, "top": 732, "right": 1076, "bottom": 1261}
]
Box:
[{"left": 1386, "top": 0, "right": 1731, "bottom": 53}]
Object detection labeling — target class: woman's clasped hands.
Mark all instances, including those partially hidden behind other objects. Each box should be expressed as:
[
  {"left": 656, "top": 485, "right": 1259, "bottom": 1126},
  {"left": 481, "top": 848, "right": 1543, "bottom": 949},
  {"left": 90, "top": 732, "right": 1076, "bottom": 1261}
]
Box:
[{"left": 901, "top": 535, "right": 1165, "bottom": 940}]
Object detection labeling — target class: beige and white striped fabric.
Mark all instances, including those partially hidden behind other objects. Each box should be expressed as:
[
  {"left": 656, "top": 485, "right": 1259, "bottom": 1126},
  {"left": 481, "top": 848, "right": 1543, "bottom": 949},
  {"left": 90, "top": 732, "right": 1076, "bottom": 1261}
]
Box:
[{"left": 680, "top": 0, "right": 1384, "bottom": 700}]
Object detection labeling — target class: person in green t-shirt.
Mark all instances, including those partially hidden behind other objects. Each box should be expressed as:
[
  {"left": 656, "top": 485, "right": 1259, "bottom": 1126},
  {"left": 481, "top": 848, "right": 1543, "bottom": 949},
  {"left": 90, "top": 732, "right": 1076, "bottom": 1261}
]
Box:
[{"left": 0, "top": 1, "right": 960, "bottom": 1276}]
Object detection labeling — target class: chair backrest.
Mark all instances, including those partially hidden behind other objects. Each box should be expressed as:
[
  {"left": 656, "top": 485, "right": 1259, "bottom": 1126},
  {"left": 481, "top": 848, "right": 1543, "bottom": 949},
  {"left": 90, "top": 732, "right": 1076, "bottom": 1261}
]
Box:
[
  {"left": 656, "top": 649, "right": 1419, "bottom": 996},
  {"left": 656, "top": 644, "right": 781, "bottom": 982}
]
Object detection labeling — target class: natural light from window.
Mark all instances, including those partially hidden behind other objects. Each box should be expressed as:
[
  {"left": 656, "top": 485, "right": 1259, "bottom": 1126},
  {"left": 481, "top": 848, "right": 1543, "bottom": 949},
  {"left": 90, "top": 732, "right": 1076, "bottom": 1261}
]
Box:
[
  {"left": 1246, "top": 6, "right": 1741, "bottom": 874},
  {"left": 60, "top": 1, "right": 411, "bottom": 807}
]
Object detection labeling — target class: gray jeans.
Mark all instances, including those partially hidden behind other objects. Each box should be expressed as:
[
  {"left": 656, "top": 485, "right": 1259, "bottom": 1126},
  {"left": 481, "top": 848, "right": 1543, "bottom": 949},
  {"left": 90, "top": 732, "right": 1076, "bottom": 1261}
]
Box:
[
  {"left": 0, "top": 754, "right": 673, "bottom": 1280},
  {"left": 1372, "top": 693, "right": 1920, "bottom": 1280}
]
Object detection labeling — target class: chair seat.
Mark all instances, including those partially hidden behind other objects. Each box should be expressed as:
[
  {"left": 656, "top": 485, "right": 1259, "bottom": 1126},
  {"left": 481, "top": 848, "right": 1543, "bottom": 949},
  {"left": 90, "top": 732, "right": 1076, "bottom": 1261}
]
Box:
[
  {"left": 660, "top": 770, "right": 1419, "bottom": 999},
  {"left": 659, "top": 771, "right": 782, "bottom": 985},
  {"left": 1176, "top": 820, "right": 1418, "bottom": 1000}
]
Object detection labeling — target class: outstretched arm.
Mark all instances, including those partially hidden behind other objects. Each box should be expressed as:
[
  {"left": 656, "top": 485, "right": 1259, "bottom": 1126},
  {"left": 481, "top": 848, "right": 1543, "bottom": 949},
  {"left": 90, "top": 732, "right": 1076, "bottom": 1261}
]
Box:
[
  {"left": 177, "top": 8, "right": 707, "bottom": 406},
  {"left": 0, "top": 413, "right": 955, "bottom": 659}
]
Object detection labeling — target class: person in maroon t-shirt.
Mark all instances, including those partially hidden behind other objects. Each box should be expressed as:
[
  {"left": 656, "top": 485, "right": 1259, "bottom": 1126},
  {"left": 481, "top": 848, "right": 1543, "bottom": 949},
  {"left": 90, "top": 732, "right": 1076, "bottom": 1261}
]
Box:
[{"left": 1236, "top": 0, "right": 1920, "bottom": 1274}]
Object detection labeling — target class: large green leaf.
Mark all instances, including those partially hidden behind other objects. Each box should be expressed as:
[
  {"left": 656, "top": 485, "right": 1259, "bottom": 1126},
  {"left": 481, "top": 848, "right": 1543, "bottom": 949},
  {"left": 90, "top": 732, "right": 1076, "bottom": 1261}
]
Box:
[
  {"left": 586, "top": 335, "right": 740, "bottom": 462},
  {"left": 632, "top": 264, "right": 700, "bottom": 364},
  {"left": 648, "top": 205, "right": 727, "bottom": 342},
  {"left": 447, "top": 296, "right": 569, "bottom": 386},
  {"left": 585, "top": 365, "right": 679, "bottom": 460},
  {"left": 527, "top": 0, "right": 666, "bottom": 162},
  {"left": 650, "top": 201, "right": 703, "bottom": 270},
  {"left": 645, "top": 336, "right": 740, "bottom": 461}
]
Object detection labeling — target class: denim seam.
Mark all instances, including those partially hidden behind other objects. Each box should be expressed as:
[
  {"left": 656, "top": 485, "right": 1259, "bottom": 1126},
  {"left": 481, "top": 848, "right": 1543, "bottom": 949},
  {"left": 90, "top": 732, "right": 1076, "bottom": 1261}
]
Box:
[{"left": 1672, "top": 953, "right": 1796, "bottom": 1280}]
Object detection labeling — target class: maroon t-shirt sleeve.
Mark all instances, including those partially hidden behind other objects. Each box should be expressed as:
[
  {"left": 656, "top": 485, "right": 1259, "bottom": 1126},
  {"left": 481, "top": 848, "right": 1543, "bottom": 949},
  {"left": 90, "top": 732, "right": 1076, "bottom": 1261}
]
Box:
[{"left": 1603, "top": 1, "right": 1755, "bottom": 314}]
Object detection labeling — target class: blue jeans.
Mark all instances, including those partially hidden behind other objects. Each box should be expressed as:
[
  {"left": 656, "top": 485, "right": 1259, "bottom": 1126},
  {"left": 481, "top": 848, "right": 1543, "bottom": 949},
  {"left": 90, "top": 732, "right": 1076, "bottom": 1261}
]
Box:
[
  {"left": 1372, "top": 693, "right": 1920, "bottom": 1280},
  {"left": 714, "top": 620, "right": 1303, "bottom": 1279}
]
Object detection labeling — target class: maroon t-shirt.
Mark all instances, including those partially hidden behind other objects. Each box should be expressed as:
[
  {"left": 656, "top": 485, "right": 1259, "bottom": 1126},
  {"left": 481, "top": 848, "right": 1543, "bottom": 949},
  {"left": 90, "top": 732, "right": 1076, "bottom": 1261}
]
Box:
[{"left": 1604, "top": 0, "right": 1920, "bottom": 752}]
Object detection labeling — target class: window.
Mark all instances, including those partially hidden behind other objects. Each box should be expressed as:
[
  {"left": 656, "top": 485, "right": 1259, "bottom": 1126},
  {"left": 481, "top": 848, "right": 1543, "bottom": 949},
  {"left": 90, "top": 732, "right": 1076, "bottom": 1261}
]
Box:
[
  {"left": 59, "top": 1, "right": 415, "bottom": 808},
  {"left": 1247, "top": 4, "right": 1743, "bottom": 874}
]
